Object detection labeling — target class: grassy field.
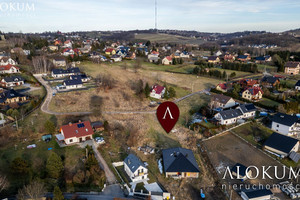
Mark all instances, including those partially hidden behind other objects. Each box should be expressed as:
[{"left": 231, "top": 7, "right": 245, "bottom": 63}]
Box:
[
  {"left": 231, "top": 122, "right": 273, "bottom": 147},
  {"left": 134, "top": 33, "right": 205, "bottom": 44},
  {"left": 0, "top": 137, "right": 84, "bottom": 194},
  {"left": 259, "top": 97, "right": 280, "bottom": 107},
  {"left": 211, "top": 67, "right": 251, "bottom": 77},
  {"left": 257, "top": 64, "right": 278, "bottom": 73}
]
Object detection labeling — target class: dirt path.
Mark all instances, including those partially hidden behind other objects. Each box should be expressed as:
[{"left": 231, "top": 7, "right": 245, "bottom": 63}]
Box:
[{"left": 91, "top": 141, "right": 117, "bottom": 185}]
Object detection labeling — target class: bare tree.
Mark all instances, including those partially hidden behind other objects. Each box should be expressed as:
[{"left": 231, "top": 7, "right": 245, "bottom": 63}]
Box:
[
  {"left": 0, "top": 174, "right": 9, "bottom": 193},
  {"left": 17, "top": 180, "right": 46, "bottom": 200},
  {"left": 94, "top": 74, "right": 115, "bottom": 92},
  {"left": 133, "top": 58, "right": 142, "bottom": 73},
  {"left": 32, "top": 56, "right": 54, "bottom": 74}
]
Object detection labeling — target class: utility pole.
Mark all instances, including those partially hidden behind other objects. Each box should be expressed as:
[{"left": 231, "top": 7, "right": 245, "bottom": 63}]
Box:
[
  {"left": 15, "top": 116, "right": 18, "bottom": 130},
  {"left": 155, "top": 0, "right": 157, "bottom": 32}
]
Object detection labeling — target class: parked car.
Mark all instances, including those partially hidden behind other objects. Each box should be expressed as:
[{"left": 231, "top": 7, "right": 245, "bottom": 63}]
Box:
[{"left": 95, "top": 137, "right": 105, "bottom": 144}]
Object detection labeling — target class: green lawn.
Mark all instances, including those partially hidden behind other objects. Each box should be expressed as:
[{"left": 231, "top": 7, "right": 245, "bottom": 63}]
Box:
[
  {"left": 259, "top": 98, "right": 280, "bottom": 107},
  {"left": 231, "top": 122, "right": 273, "bottom": 148},
  {"left": 211, "top": 67, "right": 251, "bottom": 77},
  {"left": 257, "top": 64, "right": 278, "bottom": 73}
]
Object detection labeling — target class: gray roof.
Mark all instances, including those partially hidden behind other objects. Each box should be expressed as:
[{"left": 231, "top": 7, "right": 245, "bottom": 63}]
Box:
[
  {"left": 271, "top": 113, "right": 299, "bottom": 127},
  {"left": 124, "top": 154, "right": 145, "bottom": 173},
  {"left": 238, "top": 103, "right": 257, "bottom": 113},
  {"left": 264, "top": 132, "right": 299, "bottom": 154},
  {"left": 3, "top": 76, "right": 24, "bottom": 83},
  {"left": 63, "top": 79, "right": 82, "bottom": 86},
  {"left": 219, "top": 109, "right": 243, "bottom": 120},
  {"left": 0, "top": 89, "right": 25, "bottom": 103},
  {"left": 52, "top": 67, "right": 80, "bottom": 75},
  {"left": 162, "top": 148, "right": 200, "bottom": 173}
]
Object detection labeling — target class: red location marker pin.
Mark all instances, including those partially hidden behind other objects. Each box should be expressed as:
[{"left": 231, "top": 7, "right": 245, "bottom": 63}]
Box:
[{"left": 156, "top": 101, "right": 180, "bottom": 133}]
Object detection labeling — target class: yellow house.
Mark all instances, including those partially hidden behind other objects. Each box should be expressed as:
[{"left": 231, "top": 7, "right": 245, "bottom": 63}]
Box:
[
  {"left": 242, "top": 87, "right": 263, "bottom": 101},
  {"left": 207, "top": 56, "right": 220, "bottom": 63},
  {"left": 105, "top": 48, "right": 116, "bottom": 55},
  {"left": 0, "top": 89, "right": 27, "bottom": 105}
]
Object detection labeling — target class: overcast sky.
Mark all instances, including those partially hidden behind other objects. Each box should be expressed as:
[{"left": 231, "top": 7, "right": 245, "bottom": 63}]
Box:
[{"left": 1, "top": 0, "right": 300, "bottom": 33}]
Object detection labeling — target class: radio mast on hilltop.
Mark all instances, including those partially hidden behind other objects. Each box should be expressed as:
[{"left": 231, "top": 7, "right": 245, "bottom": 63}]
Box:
[{"left": 155, "top": 0, "right": 158, "bottom": 32}]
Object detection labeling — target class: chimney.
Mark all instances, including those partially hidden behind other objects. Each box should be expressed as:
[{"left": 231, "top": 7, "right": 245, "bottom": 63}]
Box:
[
  {"left": 128, "top": 159, "right": 131, "bottom": 164},
  {"left": 69, "top": 122, "right": 72, "bottom": 126}
]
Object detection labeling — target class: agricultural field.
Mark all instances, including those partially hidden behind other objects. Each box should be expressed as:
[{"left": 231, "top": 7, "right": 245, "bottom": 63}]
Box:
[{"left": 134, "top": 33, "right": 205, "bottom": 44}]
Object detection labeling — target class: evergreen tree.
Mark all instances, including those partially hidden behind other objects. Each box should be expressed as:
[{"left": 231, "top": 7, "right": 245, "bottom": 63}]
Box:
[
  {"left": 144, "top": 83, "right": 150, "bottom": 98},
  {"left": 46, "top": 152, "right": 64, "bottom": 179},
  {"left": 53, "top": 186, "right": 64, "bottom": 200}
]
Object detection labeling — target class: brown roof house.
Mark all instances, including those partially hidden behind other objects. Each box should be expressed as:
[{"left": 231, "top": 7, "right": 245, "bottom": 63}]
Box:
[
  {"left": 210, "top": 94, "right": 236, "bottom": 109},
  {"left": 284, "top": 61, "right": 300, "bottom": 75}
]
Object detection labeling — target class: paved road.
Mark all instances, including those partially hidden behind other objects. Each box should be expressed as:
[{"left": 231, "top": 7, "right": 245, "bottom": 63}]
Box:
[{"left": 34, "top": 74, "right": 206, "bottom": 116}]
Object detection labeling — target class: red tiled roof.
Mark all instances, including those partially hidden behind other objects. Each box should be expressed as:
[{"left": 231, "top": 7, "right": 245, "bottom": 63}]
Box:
[
  {"left": 165, "top": 56, "right": 172, "bottom": 61},
  {"left": 61, "top": 121, "right": 93, "bottom": 139},
  {"left": 217, "top": 83, "right": 227, "bottom": 90},
  {"left": 0, "top": 64, "right": 19, "bottom": 71},
  {"left": 151, "top": 51, "right": 159, "bottom": 55},
  {"left": 152, "top": 84, "right": 165, "bottom": 94},
  {"left": 246, "top": 87, "right": 263, "bottom": 95},
  {"left": 105, "top": 48, "right": 114, "bottom": 52}
]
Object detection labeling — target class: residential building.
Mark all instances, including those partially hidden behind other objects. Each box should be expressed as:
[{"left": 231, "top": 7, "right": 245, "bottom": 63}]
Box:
[
  {"left": 48, "top": 45, "right": 58, "bottom": 51},
  {"left": 111, "top": 54, "right": 122, "bottom": 62},
  {"left": 0, "top": 64, "right": 20, "bottom": 74},
  {"left": 216, "top": 83, "right": 228, "bottom": 92},
  {"left": 56, "top": 121, "right": 93, "bottom": 145},
  {"left": 214, "top": 109, "right": 243, "bottom": 125},
  {"left": 237, "top": 103, "right": 257, "bottom": 118},
  {"left": 150, "top": 84, "right": 165, "bottom": 99},
  {"left": 284, "top": 61, "right": 300, "bottom": 75},
  {"left": 263, "top": 132, "right": 299, "bottom": 158},
  {"left": 62, "top": 48, "right": 74, "bottom": 56},
  {"left": 62, "top": 79, "right": 83, "bottom": 90},
  {"left": 239, "top": 79, "right": 259, "bottom": 89},
  {"left": 224, "top": 54, "right": 235, "bottom": 62},
  {"left": 237, "top": 54, "right": 251, "bottom": 62},
  {"left": 148, "top": 56, "right": 160, "bottom": 63},
  {"left": 295, "top": 80, "right": 300, "bottom": 90},
  {"left": 260, "top": 76, "right": 280, "bottom": 88},
  {"left": 254, "top": 55, "right": 272, "bottom": 63},
  {"left": 0, "top": 89, "right": 27, "bottom": 105},
  {"left": 51, "top": 67, "right": 81, "bottom": 78},
  {"left": 124, "top": 52, "right": 136, "bottom": 60},
  {"left": 162, "top": 56, "right": 172, "bottom": 65},
  {"left": 207, "top": 56, "right": 220, "bottom": 63},
  {"left": 0, "top": 76, "right": 25, "bottom": 87},
  {"left": 52, "top": 57, "right": 66, "bottom": 67},
  {"left": 124, "top": 154, "right": 148, "bottom": 182},
  {"left": 105, "top": 48, "right": 116, "bottom": 55},
  {"left": 63, "top": 40, "right": 72, "bottom": 48},
  {"left": 91, "top": 121, "right": 104, "bottom": 131},
  {"left": 162, "top": 148, "right": 200, "bottom": 179},
  {"left": 231, "top": 163, "right": 252, "bottom": 180},
  {"left": 0, "top": 57, "right": 17, "bottom": 66},
  {"left": 271, "top": 113, "right": 300, "bottom": 136},
  {"left": 240, "top": 189, "right": 273, "bottom": 200},
  {"left": 69, "top": 74, "right": 90, "bottom": 82},
  {"left": 242, "top": 87, "right": 263, "bottom": 101},
  {"left": 210, "top": 94, "right": 236, "bottom": 109}
]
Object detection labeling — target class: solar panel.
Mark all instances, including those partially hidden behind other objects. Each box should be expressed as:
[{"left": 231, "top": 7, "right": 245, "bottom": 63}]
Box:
[{"left": 77, "top": 123, "right": 85, "bottom": 128}]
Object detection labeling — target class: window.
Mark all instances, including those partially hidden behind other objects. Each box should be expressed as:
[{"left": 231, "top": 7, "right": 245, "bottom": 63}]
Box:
[
  {"left": 277, "top": 124, "right": 279, "bottom": 128},
  {"left": 225, "top": 121, "right": 227, "bottom": 124},
  {"left": 69, "top": 139, "right": 73, "bottom": 143}
]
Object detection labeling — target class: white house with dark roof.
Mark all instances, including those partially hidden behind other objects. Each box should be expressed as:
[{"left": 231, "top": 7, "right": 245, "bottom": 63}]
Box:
[
  {"left": 237, "top": 103, "right": 257, "bottom": 118},
  {"left": 263, "top": 132, "right": 299, "bottom": 158},
  {"left": 0, "top": 76, "right": 24, "bottom": 87},
  {"left": 240, "top": 189, "right": 273, "bottom": 200},
  {"left": 271, "top": 113, "right": 300, "bottom": 136},
  {"left": 214, "top": 109, "right": 243, "bottom": 125},
  {"left": 295, "top": 80, "right": 300, "bottom": 90},
  {"left": 51, "top": 67, "right": 81, "bottom": 78},
  {"left": 124, "top": 154, "right": 148, "bottom": 182},
  {"left": 162, "top": 147, "right": 200, "bottom": 179}
]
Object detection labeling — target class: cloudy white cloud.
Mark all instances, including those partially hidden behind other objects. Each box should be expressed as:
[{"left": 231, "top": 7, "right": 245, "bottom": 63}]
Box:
[{"left": 0, "top": 0, "right": 299, "bottom": 33}]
